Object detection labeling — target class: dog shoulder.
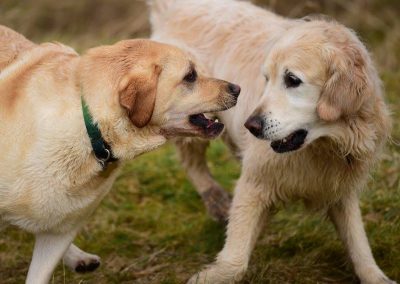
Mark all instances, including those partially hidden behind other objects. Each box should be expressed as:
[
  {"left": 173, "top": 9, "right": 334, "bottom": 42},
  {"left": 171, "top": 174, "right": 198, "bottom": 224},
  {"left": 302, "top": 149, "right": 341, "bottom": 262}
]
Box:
[
  {"left": 0, "top": 25, "right": 36, "bottom": 71},
  {"left": 0, "top": 42, "right": 78, "bottom": 116}
]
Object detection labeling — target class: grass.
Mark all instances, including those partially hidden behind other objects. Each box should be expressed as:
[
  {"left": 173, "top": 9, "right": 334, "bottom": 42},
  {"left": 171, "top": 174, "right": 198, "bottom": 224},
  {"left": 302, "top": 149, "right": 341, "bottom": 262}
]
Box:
[{"left": 0, "top": 0, "right": 399, "bottom": 283}]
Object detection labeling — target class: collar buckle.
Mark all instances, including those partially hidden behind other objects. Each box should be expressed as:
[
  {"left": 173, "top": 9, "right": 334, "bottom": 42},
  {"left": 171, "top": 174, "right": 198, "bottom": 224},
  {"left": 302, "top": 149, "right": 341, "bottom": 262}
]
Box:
[
  {"left": 81, "top": 96, "right": 118, "bottom": 171},
  {"left": 96, "top": 148, "right": 111, "bottom": 168}
]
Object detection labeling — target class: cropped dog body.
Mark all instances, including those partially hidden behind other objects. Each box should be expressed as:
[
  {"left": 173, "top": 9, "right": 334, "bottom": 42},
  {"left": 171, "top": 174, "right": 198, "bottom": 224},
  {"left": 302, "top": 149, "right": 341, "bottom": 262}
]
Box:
[
  {"left": 0, "top": 25, "right": 239, "bottom": 283},
  {"left": 149, "top": 1, "right": 393, "bottom": 283}
]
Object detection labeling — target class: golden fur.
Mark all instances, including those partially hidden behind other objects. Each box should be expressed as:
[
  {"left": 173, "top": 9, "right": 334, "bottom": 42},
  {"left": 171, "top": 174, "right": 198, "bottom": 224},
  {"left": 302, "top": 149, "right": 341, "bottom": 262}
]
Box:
[
  {"left": 148, "top": 1, "right": 393, "bottom": 283},
  {"left": 0, "top": 25, "right": 35, "bottom": 71},
  {"left": 0, "top": 25, "right": 239, "bottom": 283}
]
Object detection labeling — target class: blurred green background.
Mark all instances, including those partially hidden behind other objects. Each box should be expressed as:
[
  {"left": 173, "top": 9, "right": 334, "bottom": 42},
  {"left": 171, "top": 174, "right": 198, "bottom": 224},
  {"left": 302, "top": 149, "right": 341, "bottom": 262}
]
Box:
[{"left": 0, "top": 0, "right": 399, "bottom": 283}]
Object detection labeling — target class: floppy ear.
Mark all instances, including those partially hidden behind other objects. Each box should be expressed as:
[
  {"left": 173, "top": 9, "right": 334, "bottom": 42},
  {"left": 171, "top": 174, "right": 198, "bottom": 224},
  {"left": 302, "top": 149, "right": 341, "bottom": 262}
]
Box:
[
  {"left": 317, "top": 45, "right": 370, "bottom": 121},
  {"left": 119, "top": 65, "right": 161, "bottom": 128}
]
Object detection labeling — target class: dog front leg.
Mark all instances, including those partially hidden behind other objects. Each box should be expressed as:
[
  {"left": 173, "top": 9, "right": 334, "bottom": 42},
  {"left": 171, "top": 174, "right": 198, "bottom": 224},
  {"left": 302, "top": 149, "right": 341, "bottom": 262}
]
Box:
[
  {"left": 26, "top": 230, "right": 78, "bottom": 284},
  {"left": 188, "top": 174, "right": 269, "bottom": 284},
  {"left": 175, "top": 137, "right": 231, "bottom": 222},
  {"left": 329, "top": 192, "right": 395, "bottom": 284}
]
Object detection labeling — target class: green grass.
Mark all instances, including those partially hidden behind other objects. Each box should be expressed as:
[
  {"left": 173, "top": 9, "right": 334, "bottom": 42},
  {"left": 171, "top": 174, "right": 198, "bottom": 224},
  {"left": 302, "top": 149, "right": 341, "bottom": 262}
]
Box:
[
  {"left": 0, "top": 0, "right": 399, "bottom": 283},
  {"left": 1, "top": 139, "right": 398, "bottom": 283}
]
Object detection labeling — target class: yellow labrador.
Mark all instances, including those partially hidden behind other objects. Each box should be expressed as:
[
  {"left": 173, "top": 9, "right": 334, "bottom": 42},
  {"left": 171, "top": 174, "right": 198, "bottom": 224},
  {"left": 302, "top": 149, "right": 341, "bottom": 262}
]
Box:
[
  {"left": 148, "top": 0, "right": 394, "bottom": 283},
  {"left": 0, "top": 25, "right": 240, "bottom": 283}
]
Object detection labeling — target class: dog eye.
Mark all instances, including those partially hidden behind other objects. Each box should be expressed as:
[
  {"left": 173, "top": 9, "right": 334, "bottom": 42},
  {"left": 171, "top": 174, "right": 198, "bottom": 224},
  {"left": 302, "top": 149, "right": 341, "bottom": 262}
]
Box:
[
  {"left": 183, "top": 69, "right": 197, "bottom": 83},
  {"left": 284, "top": 71, "right": 302, "bottom": 88}
]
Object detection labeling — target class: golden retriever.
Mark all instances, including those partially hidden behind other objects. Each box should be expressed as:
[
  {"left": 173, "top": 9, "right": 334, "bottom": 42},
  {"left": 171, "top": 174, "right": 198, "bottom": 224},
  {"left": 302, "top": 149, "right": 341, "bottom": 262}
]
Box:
[
  {"left": 148, "top": 0, "right": 394, "bottom": 283},
  {"left": 0, "top": 25, "right": 240, "bottom": 283}
]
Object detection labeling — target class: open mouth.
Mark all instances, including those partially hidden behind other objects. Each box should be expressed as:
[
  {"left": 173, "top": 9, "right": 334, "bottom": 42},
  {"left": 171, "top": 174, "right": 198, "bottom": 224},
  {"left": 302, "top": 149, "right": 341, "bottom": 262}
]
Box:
[
  {"left": 270, "top": 129, "right": 308, "bottom": 153},
  {"left": 189, "top": 113, "right": 224, "bottom": 138}
]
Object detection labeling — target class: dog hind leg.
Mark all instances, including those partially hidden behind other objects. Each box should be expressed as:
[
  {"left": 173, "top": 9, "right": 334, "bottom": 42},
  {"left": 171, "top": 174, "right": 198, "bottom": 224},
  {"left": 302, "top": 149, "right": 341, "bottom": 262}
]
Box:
[
  {"left": 175, "top": 138, "right": 231, "bottom": 223},
  {"left": 63, "top": 243, "right": 101, "bottom": 273}
]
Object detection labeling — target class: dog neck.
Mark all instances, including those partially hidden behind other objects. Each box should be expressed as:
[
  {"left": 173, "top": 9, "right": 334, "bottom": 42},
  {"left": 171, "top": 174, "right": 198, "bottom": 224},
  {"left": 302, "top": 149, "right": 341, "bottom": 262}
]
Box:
[
  {"left": 76, "top": 58, "right": 167, "bottom": 163},
  {"left": 81, "top": 95, "right": 118, "bottom": 170}
]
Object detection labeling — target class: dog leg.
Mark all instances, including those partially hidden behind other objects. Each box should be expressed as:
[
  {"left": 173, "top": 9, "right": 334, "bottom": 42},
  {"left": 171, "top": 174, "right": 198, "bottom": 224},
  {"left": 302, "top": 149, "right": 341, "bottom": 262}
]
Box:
[
  {"left": 26, "top": 231, "right": 77, "bottom": 284},
  {"left": 329, "top": 192, "right": 395, "bottom": 284},
  {"left": 175, "top": 138, "right": 231, "bottom": 222},
  {"left": 63, "top": 243, "right": 101, "bottom": 273},
  {"left": 188, "top": 174, "right": 268, "bottom": 283}
]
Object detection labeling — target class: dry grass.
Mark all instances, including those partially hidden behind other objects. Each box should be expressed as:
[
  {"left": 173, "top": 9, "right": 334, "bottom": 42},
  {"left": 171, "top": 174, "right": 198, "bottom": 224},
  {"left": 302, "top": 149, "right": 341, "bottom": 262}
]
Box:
[{"left": 0, "top": 0, "right": 399, "bottom": 283}]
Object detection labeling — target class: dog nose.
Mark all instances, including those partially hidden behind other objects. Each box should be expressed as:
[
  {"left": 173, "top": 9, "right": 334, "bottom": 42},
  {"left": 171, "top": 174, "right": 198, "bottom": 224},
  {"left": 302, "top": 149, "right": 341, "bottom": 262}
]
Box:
[
  {"left": 227, "top": 83, "right": 241, "bottom": 98},
  {"left": 244, "top": 116, "right": 264, "bottom": 137}
]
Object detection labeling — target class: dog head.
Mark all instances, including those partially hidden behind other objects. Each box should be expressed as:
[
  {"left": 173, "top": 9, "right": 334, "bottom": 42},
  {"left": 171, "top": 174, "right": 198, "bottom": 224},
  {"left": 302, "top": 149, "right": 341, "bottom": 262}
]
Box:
[
  {"left": 245, "top": 19, "right": 379, "bottom": 153},
  {"left": 80, "top": 39, "right": 240, "bottom": 140}
]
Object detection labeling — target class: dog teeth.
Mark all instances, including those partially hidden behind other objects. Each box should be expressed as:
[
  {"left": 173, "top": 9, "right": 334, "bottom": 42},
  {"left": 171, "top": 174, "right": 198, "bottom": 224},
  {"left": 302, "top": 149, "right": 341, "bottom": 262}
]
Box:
[
  {"left": 214, "top": 118, "right": 219, "bottom": 123},
  {"left": 283, "top": 138, "right": 287, "bottom": 143}
]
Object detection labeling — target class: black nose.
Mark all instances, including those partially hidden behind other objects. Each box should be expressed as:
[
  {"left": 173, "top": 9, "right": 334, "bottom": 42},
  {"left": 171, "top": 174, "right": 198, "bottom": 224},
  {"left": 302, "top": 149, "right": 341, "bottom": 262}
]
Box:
[
  {"left": 227, "top": 83, "right": 241, "bottom": 98},
  {"left": 244, "top": 116, "right": 264, "bottom": 137}
]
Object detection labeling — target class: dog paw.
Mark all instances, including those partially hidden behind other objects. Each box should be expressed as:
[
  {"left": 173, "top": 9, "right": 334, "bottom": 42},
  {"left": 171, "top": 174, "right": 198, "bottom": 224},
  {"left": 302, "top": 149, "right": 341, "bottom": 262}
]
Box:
[
  {"left": 63, "top": 246, "right": 101, "bottom": 274},
  {"left": 382, "top": 280, "right": 397, "bottom": 284},
  {"left": 200, "top": 185, "right": 231, "bottom": 223},
  {"left": 187, "top": 262, "right": 246, "bottom": 284},
  {"left": 359, "top": 267, "right": 396, "bottom": 284},
  {"left": 361, "top": 278, "right": 397, "bottom": 284},
  {"left": 187, "top": 269, "right": 227, "bottom": 284},
  {"left": 74, "top": 257, "right": 101, "bottom": 273},
  {"left": 364, "top": 277, "right": 397, "bottom": 284}
]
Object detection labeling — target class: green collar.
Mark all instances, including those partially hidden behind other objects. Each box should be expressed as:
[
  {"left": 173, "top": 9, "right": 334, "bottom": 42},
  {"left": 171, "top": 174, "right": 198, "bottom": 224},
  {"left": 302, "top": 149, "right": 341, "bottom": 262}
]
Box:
[{"left": 81, "top": 96, "right": 118, "bottom": 169}]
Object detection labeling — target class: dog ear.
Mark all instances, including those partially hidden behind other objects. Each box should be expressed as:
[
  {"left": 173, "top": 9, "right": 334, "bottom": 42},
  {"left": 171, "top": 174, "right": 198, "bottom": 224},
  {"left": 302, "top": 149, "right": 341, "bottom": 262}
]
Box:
[
  {"left": 317, "top": 44, "right": 370, "bottom": 121},
  {"left": 119, "top": 65, "right": 161, "bottom": 128}
]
